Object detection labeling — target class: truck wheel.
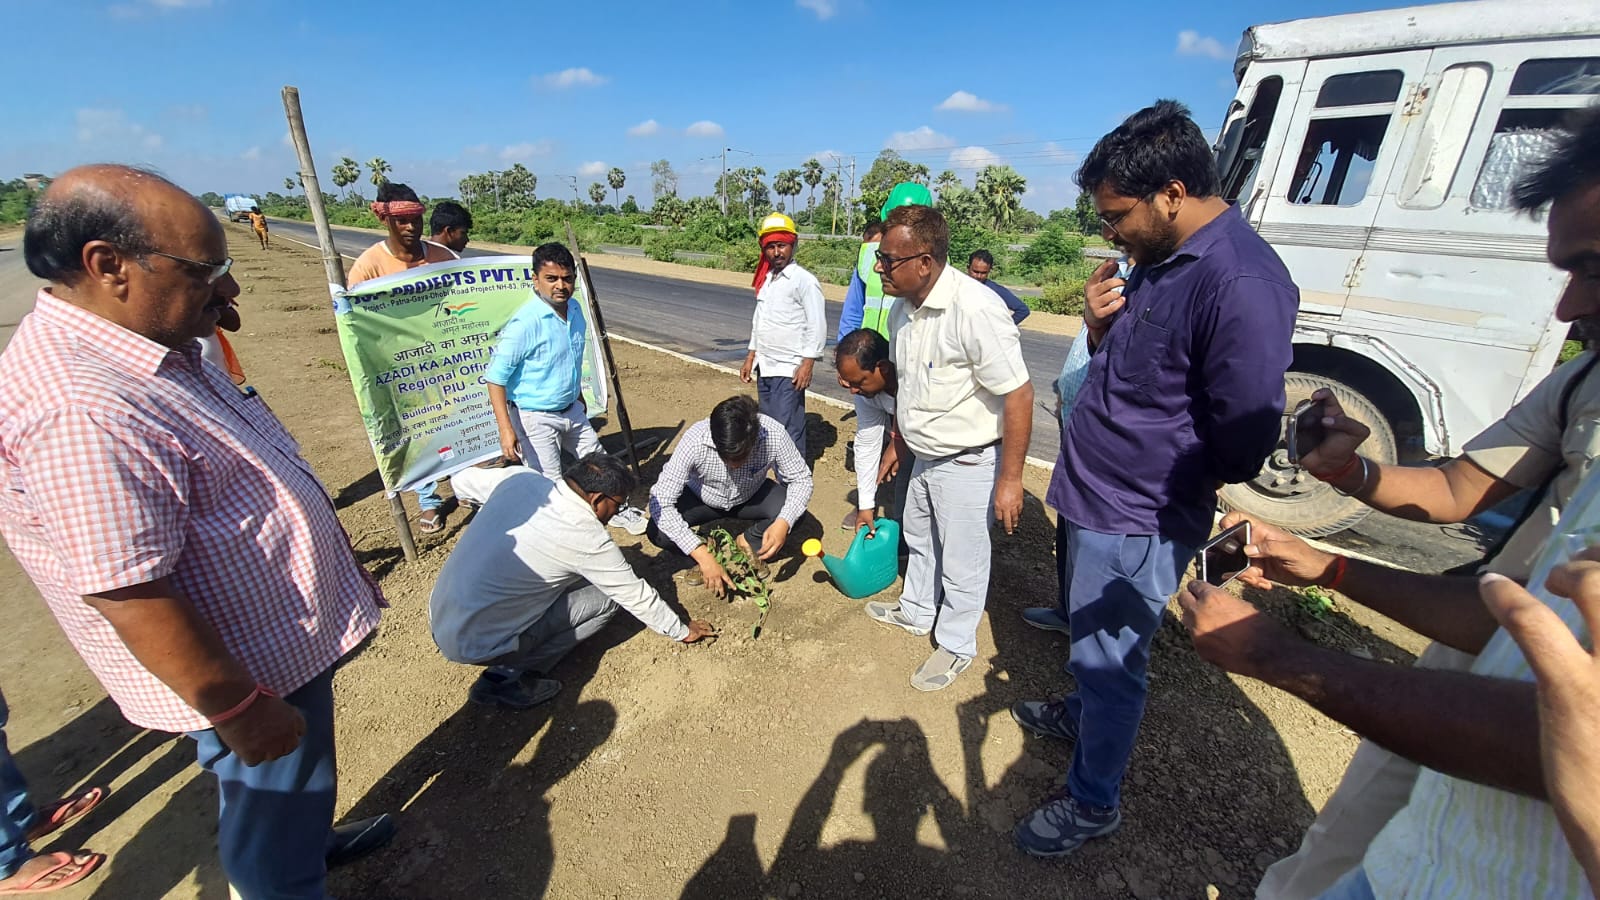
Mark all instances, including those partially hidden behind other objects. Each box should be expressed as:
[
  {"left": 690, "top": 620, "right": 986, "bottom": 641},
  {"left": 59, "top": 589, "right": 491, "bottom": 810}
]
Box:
[{"left": 1218, "top": 372, "right": 1398, "bottom": 538}]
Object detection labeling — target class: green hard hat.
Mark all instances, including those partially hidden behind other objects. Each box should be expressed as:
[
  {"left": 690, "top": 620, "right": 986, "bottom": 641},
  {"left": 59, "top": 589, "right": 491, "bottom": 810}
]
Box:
[{"left": 880, "top": 181, "right": 933, "bottom": 220}]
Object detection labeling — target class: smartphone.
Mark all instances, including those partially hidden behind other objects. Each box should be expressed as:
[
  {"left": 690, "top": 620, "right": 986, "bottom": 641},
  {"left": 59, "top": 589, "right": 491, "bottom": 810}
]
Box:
[
  {"left": 1110, "top": 255, "right": 1131, "bottom": 295},
  {"left": 1286, "top": 398, "right": 1327, "bottom": 465},
  {"left": 1197, "top": 521, "right": 1252, "bottom": 588}
]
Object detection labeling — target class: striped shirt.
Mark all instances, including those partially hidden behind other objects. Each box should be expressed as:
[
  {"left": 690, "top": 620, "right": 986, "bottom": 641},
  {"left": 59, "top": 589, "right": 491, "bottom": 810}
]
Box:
[
  {"left": 1363, "top": 464, "right": 1600, "bottom": 899},
  {"left": 0, "top": 291, "right": 384, "bottom": 733},
  {"left": 648, "top": 414, "right": 812, "bottom": 554}
]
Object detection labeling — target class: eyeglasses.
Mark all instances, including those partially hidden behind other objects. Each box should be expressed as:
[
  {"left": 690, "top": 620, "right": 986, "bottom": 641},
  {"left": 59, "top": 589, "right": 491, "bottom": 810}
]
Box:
[
  {"left": 1097, "top": 196, "right": 1148, "bottom": 237},
  {"left": 146, "top": 250, "right": 233, "bottom": 284},
  {"left": 874, "top": 249, "right": 928, "bottom": 273}
]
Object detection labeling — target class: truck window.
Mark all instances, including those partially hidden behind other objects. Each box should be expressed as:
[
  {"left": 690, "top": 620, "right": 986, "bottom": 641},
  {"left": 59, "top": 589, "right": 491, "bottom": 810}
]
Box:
[
  {"left": 1218, "top": 77, "right": 1285, "bottom": 203},
  {"left": 1398, "top": 63, "right": 1491, "bottom": 209},
  {"left": 1288, "top": 70, "right": 1404, "bottom": 207},
  {"left": 1471, "top": 57, "right": 1600, "bottom": 209}
]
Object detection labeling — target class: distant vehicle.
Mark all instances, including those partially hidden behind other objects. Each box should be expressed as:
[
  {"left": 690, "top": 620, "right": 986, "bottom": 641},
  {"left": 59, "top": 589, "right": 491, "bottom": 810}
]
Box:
[
  {"left": 223, "top": 194, "right": 260, "bottom": 223},
  {"left": 1210, "top": 0, "right": 1600, "bottom": 535}
]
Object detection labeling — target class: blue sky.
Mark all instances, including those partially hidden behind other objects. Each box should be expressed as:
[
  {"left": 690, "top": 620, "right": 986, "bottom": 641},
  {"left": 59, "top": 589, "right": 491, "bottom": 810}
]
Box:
[{"left": 2, "top": 0, "right": 1412, "bottom": 212}]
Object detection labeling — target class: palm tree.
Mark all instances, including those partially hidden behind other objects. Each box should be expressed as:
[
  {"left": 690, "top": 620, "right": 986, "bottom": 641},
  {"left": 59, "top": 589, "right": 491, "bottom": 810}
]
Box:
[
  {"left": 744, "top": 167, "right": 768, "bottom": 224},
  {"left": 284, "top": 177, "right": 296, "bottom": 192},
  {"left": 588, "top": 182, "right": 607, "bottom": 207},
  {"left": 606, "top": 168, "right": 626, "bottom": 207},
  {"left": 823, "top": 171, "right": 842, "bottom": 235},
  {"left": 934, "top": 169, "right": 961, "bottom": 201},
  {"left": 975, "top": 165, "right": 1027, "bottom": 232},
  {"left": 332, "top": 158, "right": 359, "bottom": 199},
  {"left": 802, "top": 158, "right": 823, "bottom": 211},
  {"left": 773, "top": 169, "right": 802, "bottom": 216},
  {"left": 367, "top": 157, "right": 391, "bottom": 189}
]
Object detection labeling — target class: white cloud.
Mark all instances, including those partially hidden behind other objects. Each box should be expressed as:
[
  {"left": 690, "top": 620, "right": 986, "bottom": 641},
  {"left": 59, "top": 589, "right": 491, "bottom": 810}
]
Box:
[
  {"left": 577, "top": 161, "right": 609, "bottom": 178},
  {"left": 538, "top": 67, "right": 608, "bottom": 89},
  {"left": 110, "top": 0, "right": 208, "bottom": 16},
  {"left": 886, "top": 126, "right": 954, "bottom": 152},
  {"left": 1176, "top": 30, "right": 1229, "bottom": 60},
  {"left": 685, "top": 120, "right": 725, "bottom": 138},
  {"left": 796, "top": 0, "right": 836, "bottom": 19},
  {"left": 499, "top": 140, "right": 554, "bottom": 161},
  {"left": 76, "top": 108, "right": 162, "bottom": 151},
  {"left": 241, "top": 146, "right": 261, "bottom": 161},
  {"left": 937, "top": 90, "right": 1005, "bottom": 114},
  {"left": 949, "top": 146, "right": 1002, "bottom": 170},
  {"left": 626, "top": 119, "right": 660, "bottom": 138}
]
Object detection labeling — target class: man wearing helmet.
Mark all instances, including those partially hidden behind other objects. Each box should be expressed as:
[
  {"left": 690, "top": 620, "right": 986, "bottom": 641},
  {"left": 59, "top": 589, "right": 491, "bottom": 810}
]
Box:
[{"left": 741, "top": 212, "right": 826, "bottom": 460}]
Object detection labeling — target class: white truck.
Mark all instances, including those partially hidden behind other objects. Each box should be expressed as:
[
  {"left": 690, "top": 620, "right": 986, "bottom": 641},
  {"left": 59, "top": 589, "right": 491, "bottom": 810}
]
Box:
[
  {"left": 223, "top": 194, "right": 260, "bottom": 223},
  {"left": 1211, "top": 0, "right": 1600, "bottom": 535}
]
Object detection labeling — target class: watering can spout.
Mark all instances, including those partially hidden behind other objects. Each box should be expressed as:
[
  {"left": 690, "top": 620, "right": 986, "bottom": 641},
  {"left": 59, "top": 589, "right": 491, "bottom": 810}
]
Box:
[{"left": 804, "top": 519, "right": 901, "bottom": 599}]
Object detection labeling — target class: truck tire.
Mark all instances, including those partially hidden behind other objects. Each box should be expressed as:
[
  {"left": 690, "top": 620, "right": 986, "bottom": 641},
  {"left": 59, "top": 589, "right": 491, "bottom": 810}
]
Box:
[{"left": 1218, "top": 372, "right": 1398, "bottom": 538}]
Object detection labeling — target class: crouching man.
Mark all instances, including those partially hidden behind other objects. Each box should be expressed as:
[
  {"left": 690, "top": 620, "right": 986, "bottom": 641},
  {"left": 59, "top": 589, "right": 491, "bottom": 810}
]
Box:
[{"left": 429, "top": 453, "right": 717, "bottom": 709}]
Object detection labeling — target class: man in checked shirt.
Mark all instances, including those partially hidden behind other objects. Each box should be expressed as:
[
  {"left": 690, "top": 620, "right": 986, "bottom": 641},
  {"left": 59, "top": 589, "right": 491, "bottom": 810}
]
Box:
[
  {"left": 648, "top": 395, "right": 814, "bottom": 595},
  {"left": 0, "top": 166, "right": 393, "bottom": 899}
]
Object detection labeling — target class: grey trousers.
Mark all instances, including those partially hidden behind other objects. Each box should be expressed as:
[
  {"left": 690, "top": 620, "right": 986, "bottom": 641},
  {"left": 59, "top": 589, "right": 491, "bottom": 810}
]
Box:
[
  {"left": 512, "top": 400, "right": 601, "bottom": 477},
  {"left": 484, "top": 583, "right": 618, "bottom": 675},
  {"left": 897, "top": 445, "right": 997, "bottom": 659}
]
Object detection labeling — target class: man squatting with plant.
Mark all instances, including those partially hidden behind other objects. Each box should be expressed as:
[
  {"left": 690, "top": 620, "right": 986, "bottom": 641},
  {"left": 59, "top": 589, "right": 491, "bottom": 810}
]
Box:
[
  {"left": 429, "top": 453, "right": 716, "bottom": 710},
  {"left": 648, "top": 395, "right": 813, "bottom": 596},
  {"left": 863, "top": 204, "right": 1034, "bottom": 693},
  {"left": 740, "top": 212, "right": 826, "bottom": 460},
  {"left": 1230, "top": 103, "right": 1600, "bottom": 900}
]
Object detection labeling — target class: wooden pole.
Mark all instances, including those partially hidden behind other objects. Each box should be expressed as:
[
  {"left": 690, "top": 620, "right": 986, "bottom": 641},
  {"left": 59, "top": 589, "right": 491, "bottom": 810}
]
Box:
[
  {"left": 281, "top": 86, "right": 418, "bottom": 564},
  {"left": 565, "top": 225, "right": 643, "bottom": 480}
]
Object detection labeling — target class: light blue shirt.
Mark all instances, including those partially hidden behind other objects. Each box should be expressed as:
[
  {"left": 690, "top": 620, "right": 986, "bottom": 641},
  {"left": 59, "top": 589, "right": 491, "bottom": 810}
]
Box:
[{"left": 485, "top": 293, "right": 586, "bottom": 412}]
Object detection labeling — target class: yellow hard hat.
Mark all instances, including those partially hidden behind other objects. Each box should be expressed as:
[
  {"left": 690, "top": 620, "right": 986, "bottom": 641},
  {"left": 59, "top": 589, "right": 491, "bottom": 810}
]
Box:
[{"left": 758, "top": 212, "right": 797, "bottom": 239}]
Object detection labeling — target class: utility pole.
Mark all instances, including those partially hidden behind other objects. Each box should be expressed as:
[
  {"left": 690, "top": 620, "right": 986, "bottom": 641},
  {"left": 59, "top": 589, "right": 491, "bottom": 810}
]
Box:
[
  {"left": 830, "top": 156, "right": 843, "bottom": 236},
  {"left": 720, "top": 147, "right": 728, "bottom": 217},
  {"left": 846, "top": 156, "right": 857, "bottom": 237}
]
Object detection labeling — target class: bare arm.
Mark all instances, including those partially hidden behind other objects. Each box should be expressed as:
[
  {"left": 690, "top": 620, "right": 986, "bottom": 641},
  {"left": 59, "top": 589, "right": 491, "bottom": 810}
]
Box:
[
  {"left": 1337, "top": 558, "right": 1503, "bottom": 654},
  {"left": 1332, "top": 455, "right": 1520, "bottom": 524},
  {"left": 487, "top": 382, "right": 521, "bottom": 462},
  {"left": 994, "top": 383, "right": 1034, "bottom": 534}
]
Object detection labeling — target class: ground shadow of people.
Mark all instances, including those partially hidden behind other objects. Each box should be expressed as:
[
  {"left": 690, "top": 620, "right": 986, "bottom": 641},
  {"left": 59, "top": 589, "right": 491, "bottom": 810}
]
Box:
[{"left": 329, "top": 625, "right": 629, "bottom": 899}]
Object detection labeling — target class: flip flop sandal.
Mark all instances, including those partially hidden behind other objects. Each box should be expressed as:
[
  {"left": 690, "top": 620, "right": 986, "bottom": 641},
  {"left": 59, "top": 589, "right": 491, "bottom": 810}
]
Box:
[
  {"left": 24, "top": 787, "right": 106, "bottom": 842},
  {"left": 417, "top": 511, "right": 445, "bottom": 535},
  {"left": 0, "top": 851, "right": 105, "bottom": 895}
]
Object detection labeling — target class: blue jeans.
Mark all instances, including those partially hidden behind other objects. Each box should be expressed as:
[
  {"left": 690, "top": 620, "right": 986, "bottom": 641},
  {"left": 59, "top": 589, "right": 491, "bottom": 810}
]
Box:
[
  {"left": 415, "top": 481, "right": 442, "bottom": 512},
  {"left": 1317, "top": 867, "right": 1376, "bottom": 900},
  {"left": 0, "top": 690, "right": 39, "bottom": 880},
  {"left": 189, "top": 666, "right": 339, "bottom": 900},
  {"left": 757, "top": 374, "right": 807, "bottom": 460},
  {"left": 1060, "top": 522, "right": 1193, "bottom": 810}
]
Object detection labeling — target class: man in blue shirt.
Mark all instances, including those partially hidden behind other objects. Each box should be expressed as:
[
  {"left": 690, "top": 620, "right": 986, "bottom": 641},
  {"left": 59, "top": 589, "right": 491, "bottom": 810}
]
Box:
[
  {"left": 965, "top": 250, "right": 1031, "bottom": 325},
  {"left": 486, "top": 242, "right": 601, "bottom": 476},
  {"left": 1011, "top": 100, "right": 1298, "bottom": 857}
]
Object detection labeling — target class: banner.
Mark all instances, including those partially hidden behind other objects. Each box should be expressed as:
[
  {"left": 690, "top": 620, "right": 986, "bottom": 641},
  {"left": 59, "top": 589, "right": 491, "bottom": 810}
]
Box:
[{"left": 332, "top": 254, "right": 610, "bottom": 494}]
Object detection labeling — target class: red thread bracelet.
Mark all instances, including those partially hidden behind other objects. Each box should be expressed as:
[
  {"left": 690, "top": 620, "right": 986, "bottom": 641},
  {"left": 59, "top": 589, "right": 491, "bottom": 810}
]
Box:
[
  {"left": 1325, "top": 555, "right": 1349, "bottom": 592},
  {"left": 1312, "top": 454, "right": 1360, "bottom": 484},
  {"left": 206, "top": 685, "right": 278, "bottom": 727}
]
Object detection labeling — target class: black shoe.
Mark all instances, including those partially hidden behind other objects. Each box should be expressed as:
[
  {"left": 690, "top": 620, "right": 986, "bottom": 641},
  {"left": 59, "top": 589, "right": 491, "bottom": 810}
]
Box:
[
  {"left": 468, "top": 671, "right": 562, "bottom": 709},
  {"left": 326, "top": 813, "right": 396, "bottom": 869}
]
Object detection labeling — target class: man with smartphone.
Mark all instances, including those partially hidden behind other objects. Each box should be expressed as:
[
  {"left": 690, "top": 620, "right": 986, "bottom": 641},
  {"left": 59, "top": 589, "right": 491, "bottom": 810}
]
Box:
[{"left": 1010, "top": 101, "right": 1298, "bottom": 858}]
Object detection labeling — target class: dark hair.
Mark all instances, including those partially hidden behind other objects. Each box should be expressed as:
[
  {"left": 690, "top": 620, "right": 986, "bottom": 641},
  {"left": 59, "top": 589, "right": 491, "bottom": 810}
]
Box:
[
  {"left": 709, "top": 395, "right": 760, "bottom": 460},
  {"left": 24, "top": 170, "right": 161, "bottom": 284},
  {"left": 1076, "top": 99, "right": 1220, "bottom": 200},
  {"left": 251, "top": 206, "right": 261, "bottom": 213},
  {"left": 531, "top": 242, "right": 577, "bottom": 274},
  {"left": 430, "top": 200, "right": 472, "bottom": 233},
  {"left": 968, "top": 249, "right": 994, "bottom": 267},
  {"left": 885, "top": 204, "right": 950, "bottom": 264},
  {"left": 835, "top": 328, "right": 890, "bottom": 372},
  {"left": 565, "top": 452, "right": 637, "bottom": 498},
  {"left": 1513, "top": 104, "right": 1600, "bottom": 211},
  {"left": 375, "top": 182, "right": 420, "bottom": 204},
  {"left": 862, "top": 221, "right": 885, "bottom": 241}
]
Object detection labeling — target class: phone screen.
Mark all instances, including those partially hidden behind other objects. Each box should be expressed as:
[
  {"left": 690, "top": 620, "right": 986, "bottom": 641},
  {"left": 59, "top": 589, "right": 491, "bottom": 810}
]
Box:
[
  {"left": 1288, "top": 399, "right": 1327, "bottom": 464},
  {"left": 1200, "top": 522, "right": 1251, "bottom": 588}
]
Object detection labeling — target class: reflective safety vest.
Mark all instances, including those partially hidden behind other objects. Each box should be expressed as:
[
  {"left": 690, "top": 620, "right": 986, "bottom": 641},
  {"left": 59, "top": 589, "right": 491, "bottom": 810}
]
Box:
[{"left": 857, "top": 241, "right": 893, "bottom": 338}]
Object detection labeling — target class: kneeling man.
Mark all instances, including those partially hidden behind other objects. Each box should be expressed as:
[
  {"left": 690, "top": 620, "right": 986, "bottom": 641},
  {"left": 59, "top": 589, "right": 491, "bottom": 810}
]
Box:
[{"left": 430, "top": 453, "right": 716, "bottom": 709}]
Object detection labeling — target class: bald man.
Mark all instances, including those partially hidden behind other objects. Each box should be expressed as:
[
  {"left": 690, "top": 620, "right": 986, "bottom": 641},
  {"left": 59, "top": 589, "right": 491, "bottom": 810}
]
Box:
[{"left": 2, "top": 165, "right": 394, "bottom": 898}]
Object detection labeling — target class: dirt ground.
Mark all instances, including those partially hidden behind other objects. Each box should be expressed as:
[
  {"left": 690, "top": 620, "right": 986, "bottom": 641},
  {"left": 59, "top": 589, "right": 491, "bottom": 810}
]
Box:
[{"left": 0, "top": 227, "right": 1428, "bottom": 900}]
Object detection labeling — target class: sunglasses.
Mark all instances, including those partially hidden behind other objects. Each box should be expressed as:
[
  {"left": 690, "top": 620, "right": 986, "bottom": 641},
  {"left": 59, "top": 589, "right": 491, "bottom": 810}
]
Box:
[
  {"left": 146, "top": 250, "right": 234, "bottom": 284},
  {"left": 874, "top": 249, "right": 928, "bottom": 273}
]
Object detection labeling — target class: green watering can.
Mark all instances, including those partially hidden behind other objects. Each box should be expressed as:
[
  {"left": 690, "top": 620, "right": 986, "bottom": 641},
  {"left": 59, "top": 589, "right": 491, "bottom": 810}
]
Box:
[{"left": 802, "top": 519, "right": 902, "bottom": 599}]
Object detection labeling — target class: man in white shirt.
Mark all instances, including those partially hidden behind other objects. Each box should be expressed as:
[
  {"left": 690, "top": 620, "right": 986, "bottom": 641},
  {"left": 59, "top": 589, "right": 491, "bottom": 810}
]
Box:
[
  {"left": 835, "top": 328, "right": 902, "bottom": 535},
  {"left": 740, "top": 212, "right": 826, "bottom": 460},
  {"left": 429, "top": 453, "right": 716, "bottom": 709},
  {"left": 865, "top": 205, "right": 1033, "bottom": 692}
]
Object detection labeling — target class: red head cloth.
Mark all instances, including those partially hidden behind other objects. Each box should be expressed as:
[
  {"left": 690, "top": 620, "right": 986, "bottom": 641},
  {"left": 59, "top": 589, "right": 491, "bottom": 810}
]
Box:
[
  {"left": 752, "top": 230, "right": 798, "bottom": 293},
  {"left": 371, "top": 200, "right": 426, "bottom": 219}
]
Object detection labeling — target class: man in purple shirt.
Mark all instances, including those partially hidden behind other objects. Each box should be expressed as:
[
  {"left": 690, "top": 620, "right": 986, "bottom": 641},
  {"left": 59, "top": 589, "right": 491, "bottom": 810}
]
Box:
[{"left": 1011, "top": 100, "right": 1298, "bottom": 857}]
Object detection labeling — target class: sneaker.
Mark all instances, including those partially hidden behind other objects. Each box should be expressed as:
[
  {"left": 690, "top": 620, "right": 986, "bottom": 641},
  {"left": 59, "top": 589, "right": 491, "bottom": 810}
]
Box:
[
  {"left": 1011, "top": 699, "right": 1079, "bottom": 742},
  {"left": 468, "top": 671, "right": 562, "bottom": 710},
  {"left": 911, "top": 647, "right": 972, "bottom": 692},
  {"left": 1021, "top": 607, "right": 1071, "bottom": 634},
  {"left": 608, "top": 504, "right": 648, "bottom": 535},
  {"left": 865, "top": 601, "right": 930, "bottom": 636},
  {"left": 1014, "top": 790, "right": 1121, "bottom": 858},
  {"left": 326, "top": 813, "right": 397, "bottom": 869}
]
